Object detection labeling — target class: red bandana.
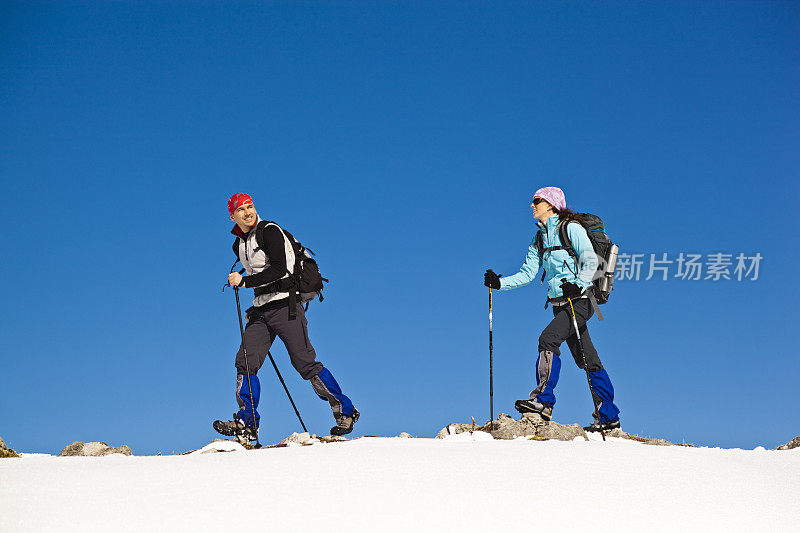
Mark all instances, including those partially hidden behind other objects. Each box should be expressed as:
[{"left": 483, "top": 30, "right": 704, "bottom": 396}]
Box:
[{"left": 228, "top": 193, "right": 253, "bottom": 215}]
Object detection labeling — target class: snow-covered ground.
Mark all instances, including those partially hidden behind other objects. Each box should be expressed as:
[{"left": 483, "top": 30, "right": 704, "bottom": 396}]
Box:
[{"left": 1, "top": 433, "right": 798, "bottom": 532}]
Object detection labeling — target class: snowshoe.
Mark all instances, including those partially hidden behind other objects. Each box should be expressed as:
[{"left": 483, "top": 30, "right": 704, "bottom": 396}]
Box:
[
  {"left": 330, "top": 408, "right": 359, "bottom": 436},
  {"left": 583, "top": 418, "right": 621, "bottom": 433},
  {"left": 514, "top": 399, "right": 553, "bottom": 421},
  {"left": 213, "top": 415, "right": 259, "bottom": 442}
]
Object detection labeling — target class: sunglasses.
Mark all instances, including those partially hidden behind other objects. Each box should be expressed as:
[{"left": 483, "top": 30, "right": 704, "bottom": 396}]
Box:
[{"left": 532, "top": 197, "right": 546, "bottom": 206}]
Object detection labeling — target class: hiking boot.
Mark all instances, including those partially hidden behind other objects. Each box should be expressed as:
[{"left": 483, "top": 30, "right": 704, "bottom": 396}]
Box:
[
  {"left": 583, "top": 418, "right": 621, "bottom": 432},
  {"left": 330, "top": 409, "right": 360, "bottom": 436},
  {"left": 232, "top": 427, "right": 259, "bottom": 445},
  {"left": 514, "top": 399, "right": 553, "bottom": 421},
  {"left": 213, "top": 414, "right": 258, "bottom": 441}
]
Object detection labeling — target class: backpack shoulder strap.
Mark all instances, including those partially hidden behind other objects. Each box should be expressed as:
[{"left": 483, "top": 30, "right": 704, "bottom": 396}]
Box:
[
  {"left": 255, "top": 220, "right": 297, "bottom": 271},
  {"left": 254, "top": 220, "right": 300, "bottom": 319},
  {"left": 253, "top": 220, "right": 276, "bottom": 251},
  {"left": 534, "top": 230, "right": 548, "bottom": 284},
  {"left": 558, "top": 220, "right": 578, "bottom": 261}
]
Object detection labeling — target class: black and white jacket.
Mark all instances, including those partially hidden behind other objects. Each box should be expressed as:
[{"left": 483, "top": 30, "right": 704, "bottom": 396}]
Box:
[{"left": 231, "top": 217, "right": 297, "bottom": 310}]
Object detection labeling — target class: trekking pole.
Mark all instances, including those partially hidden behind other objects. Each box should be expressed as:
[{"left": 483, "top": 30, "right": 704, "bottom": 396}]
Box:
[
  {"left": 566, "top": 296, "right": 606, "bottom": 441},
  {"left": 489, "top": 288, "right": 494, "bottom": 430},
  {"left": 232, "top": 286, "right": 262, "bottom": 448},
  {"left": 264, "top": 349, "right": 308, "bottom": 433}
]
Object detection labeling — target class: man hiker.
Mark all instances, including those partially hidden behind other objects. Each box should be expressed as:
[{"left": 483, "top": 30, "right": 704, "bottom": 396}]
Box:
[
  {"left": 214, "top": 193, "right": 359, "bottom": 440},
  {"left": 484, "top": 186, "right": 621, "bottom": 432}
]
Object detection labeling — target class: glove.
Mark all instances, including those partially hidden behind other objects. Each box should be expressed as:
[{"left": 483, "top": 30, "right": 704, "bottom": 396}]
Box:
[
  {"left": 559, "top": 279, "right": 583, "bottom": 300},
  {"left": 484, "top": 269, "right": 501, "bottom": 290}
]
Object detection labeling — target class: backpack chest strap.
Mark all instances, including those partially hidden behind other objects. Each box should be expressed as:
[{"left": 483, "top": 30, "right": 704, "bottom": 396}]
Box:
[{"left": 541, "top": 245, "right": 566, "bottom": 254}]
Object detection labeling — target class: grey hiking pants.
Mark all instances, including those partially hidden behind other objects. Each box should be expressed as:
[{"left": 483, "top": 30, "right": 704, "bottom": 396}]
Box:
[
  {"left": 235, "top": 303, "right": 323, "bottom": 379},
  {"left": 532, "top": 298, "right": 620, "bottom": 420},
  {"left": 538, "top": 298, "right": 602, "bottom": 372},
  {"left": 232, "top": 303, "right": 355, "bottom": 427}
]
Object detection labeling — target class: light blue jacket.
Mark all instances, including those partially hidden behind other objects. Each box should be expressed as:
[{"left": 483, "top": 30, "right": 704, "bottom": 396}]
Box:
[{"left": 499, "top": 214, "right": 598, "bottom": 298}]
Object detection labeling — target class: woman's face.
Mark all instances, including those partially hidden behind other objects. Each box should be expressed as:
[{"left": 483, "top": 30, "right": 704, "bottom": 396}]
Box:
[{"left": 531, "top": 197, "right": 553, "bottom": 221}]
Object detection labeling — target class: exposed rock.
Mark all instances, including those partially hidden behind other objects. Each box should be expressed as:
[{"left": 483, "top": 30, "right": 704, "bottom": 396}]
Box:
[
  {"left": 398, "top": 432, "right": 414, "bottom": 438},
  {"left": 57, "top": 441, "right": 133, "bottom": 457},
  {"left": 776, "top": 436, "right": 800, "bottom": 451},
  {"left": 642, "top": 438, "right": 674, "bottom": 446},
  {"left": 0, "top": 435, "right": 20, "bottom": 458},
  {"left": 606, "top": 428, "right": 629, "bottom": 439},
  {"left": 436, "top": 415, "right": 691, "bottom": 446},
  {"left": 268, "top": 432, "right": 349, "bottom": 448},
  {"left": 611, "top": 429, "right": 692, "bottom": 447},
  {"left": 436, "top": 424, "right": 470, "bottom": 439},
  {"left": 278, "top": 432, "right": 320, "bottom": 446},
  {"left": 303, "top": 434, "right": 348, "bottom": 444},
  {"left": 594, "top": 428, "right": 681, "bottom": 446},
  {"left": 436, "top": 413, "right": 588, "bottom": 442}
]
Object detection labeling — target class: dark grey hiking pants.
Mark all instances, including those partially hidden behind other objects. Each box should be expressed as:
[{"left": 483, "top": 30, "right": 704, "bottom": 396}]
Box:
[
  {"left": 235, "top": 303, "right": 323, "bottom": 380},
  {"left": 529, "top": 297, "right": 620, "bottom": 420},
  {"left": 538, "top": 298, "right": 603, "bottom": 372}
]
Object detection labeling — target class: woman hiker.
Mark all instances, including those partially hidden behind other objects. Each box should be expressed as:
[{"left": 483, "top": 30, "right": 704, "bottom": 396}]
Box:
[{"left": 484, "top": 186, "right": 621, "bottom": 432}]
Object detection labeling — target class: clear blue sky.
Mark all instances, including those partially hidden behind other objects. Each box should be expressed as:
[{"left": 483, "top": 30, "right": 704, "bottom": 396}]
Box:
[{"left": 1, "top": 1, "right": 798, "bottom": 455}]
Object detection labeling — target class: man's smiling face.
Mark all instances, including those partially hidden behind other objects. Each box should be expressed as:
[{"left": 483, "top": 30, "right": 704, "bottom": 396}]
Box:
[{"left": 231, "top": 202, "right": 258, "bottom": 231}]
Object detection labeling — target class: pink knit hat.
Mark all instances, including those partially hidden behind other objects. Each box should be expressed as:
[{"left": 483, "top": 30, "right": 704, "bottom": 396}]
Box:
[{"left": 533, "top": 186, "right": 566, "bottom": 211}]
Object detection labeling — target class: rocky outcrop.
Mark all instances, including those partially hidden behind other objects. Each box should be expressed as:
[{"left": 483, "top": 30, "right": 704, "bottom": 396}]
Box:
[
  {"left": 273, "top": 432, "right": 348, "bottom": 447},
  {"left": 57, "top": 441, "right": 133, "bottom": 457},
  {"left": 436, "top": 414, "right": 691, "bottom": 446},
  {"left": 436, "top": 412, "right": 588, "bottom": 441},
  {"left": 0, "top": 435, "right": 20, "bottom": 458},
  {"left": 776, "top": 436, "right": 800, "bottom": 450}
]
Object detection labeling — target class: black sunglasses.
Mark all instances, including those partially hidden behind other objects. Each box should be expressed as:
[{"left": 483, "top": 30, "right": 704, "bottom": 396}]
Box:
[{"left": 532, "top": 197, "right": 546, "bottom": 206}]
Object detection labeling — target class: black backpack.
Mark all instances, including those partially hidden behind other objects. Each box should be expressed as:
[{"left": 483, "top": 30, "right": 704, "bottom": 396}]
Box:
[
  {"left": 257, "top": 221, "right": 327, "bottom": 302},
  {"left": 535, "top": 213, "right": 617, "bottom": 305}
]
